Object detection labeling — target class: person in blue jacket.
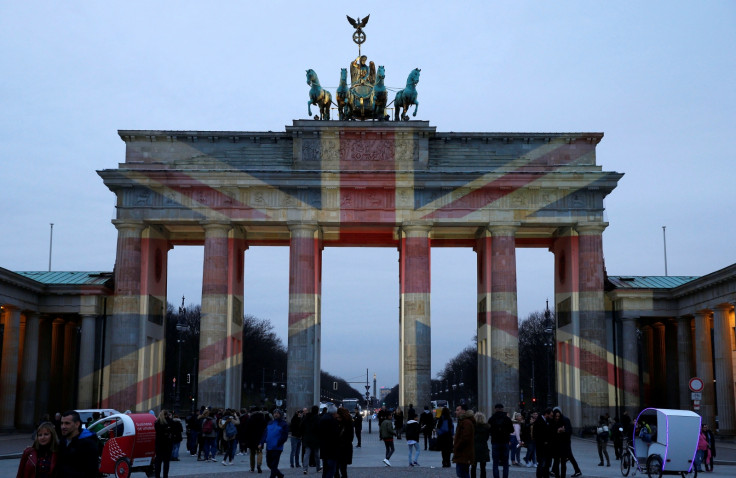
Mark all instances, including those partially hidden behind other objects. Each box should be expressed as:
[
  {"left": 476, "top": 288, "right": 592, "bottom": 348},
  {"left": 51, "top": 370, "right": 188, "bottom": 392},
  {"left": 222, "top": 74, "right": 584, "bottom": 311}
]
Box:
[{"left": 259, "top": 409, "right": 290, "bottom": 478}]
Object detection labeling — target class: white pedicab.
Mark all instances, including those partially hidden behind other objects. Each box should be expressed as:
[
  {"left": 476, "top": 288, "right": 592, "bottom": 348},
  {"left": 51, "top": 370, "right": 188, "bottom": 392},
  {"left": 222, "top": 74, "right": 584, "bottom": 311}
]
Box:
[{"left": 633, "top": 408, "right": 701, "bottom": 478}]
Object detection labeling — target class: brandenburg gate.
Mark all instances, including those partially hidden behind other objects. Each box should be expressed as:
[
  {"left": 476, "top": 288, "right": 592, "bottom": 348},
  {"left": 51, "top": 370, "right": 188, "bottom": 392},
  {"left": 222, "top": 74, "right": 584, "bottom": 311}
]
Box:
[{"left": 98, "top": 120, "right": 622, "bottom": 425}]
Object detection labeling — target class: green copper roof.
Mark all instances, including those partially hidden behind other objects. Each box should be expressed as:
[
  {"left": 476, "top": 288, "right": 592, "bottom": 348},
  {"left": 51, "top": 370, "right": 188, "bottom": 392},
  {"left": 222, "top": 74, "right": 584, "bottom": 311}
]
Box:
[
  {"left": 14, "top": 271, "right": 113, "bottom": 286},
  {"left": 607, "top": 275, "right": 699, "bottom": 289}
]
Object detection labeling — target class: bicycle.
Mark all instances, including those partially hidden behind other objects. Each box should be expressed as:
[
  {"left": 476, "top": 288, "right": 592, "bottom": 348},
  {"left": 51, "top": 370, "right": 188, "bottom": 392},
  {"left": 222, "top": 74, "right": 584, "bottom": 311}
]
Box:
[{"left": 620, "top": 436, "right": 641, "bottom": 477}]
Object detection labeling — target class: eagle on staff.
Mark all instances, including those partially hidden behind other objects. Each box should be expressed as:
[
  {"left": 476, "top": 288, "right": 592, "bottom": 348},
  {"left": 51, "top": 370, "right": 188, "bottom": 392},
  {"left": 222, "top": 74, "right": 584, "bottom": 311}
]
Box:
[{"left": 347, "top": 14, "right": 369, "bottom": 54}]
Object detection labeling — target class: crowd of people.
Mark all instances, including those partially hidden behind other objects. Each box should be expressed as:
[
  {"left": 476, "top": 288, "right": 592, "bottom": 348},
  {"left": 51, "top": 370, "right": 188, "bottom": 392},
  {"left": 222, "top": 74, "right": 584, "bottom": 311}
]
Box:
[{"left": 15, "top": 402, "right": 721, "bottom": 478}]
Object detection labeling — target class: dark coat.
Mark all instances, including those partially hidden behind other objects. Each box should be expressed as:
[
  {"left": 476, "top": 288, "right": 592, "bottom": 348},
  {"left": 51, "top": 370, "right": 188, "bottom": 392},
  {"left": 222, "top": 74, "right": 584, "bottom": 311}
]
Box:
[
  {"left": 318, "top": 413, "right": 340, "bottom": 460},
  {"left": 532, "top": 414, "right": 552, "bottom": 457},
  {"left": 489, "top": 411, "right": 513, "bottom": 444},
  {"left": 405, "top": 419, "right": 420, "bottom": 442},
  {"left": 337, "top": 416, "right": 354, "bottom": 464},
  {"left": 155, "top": 419, "right": 175, "bottom": 456},
  {"left": 246, "top": 412, "right": 267, "bottom": 447},
  {"left": 56, "top": 429, "right": 99, "bottom": 478},
  {"left": 551, "top": 415, "right": 573, "bottom": 457},
  {"left": 419, "top": 410, "right": 434, "bottom": 435},
  {"left": 453, "top": 412, "right": 476, "bottom": 464},
  {"left": 290, "top": 413, "right": 303, "bottom": 438},
  {"left": 301, "top": 412, "right": 320, "bottom": 448},
  {"left": 473, "top": 421, "right": 490, "bottom": 463}
]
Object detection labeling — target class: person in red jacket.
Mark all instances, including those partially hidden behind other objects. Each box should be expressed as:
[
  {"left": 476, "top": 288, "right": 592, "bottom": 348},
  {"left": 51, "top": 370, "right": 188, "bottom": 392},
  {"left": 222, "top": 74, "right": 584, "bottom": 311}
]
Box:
[{"left": 17, "top": 422, "right": 58, "bottom": 478}]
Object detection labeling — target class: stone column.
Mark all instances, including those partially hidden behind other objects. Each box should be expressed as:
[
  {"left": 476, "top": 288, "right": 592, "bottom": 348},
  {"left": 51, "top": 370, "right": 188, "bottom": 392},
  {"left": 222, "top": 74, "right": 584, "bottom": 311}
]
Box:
[
  {"left": 224, "top": 227, "right": 246, "bottom": 408},
  {"left": 664, "top": 320, "right": 680, "bottom": 408},
  {"left": 77, "top": 314, "right": 97, "bottom": 409},
  {"left": 694, "top": 310, "right": 715, "bottom": 426},
  {"left": 19, "top": 313, "right": 41, "bottom": 428},
  {"left": 651, "top": 323, "right": 666, "bottom": 406},
  {"left": 399, "top": 224, "right": 432, "bottom": 410},
  {"left": 62, "top": 321, "right": 78, "bottom": 410},
  {"left": 286, "top": 224, "right": 322, "bottom": 418},
  {"left": 35, "top": 318, "right": 52, "bottom": 419},
  {"left": 475, "top": 230, "right": 493, "bottom": 415},
  {"left": 104, "top": 220, "right": 144, "bottom": 410},
  {"left": 620, "top": 317, "right": 639, "bottom": 414},
  {"left": 575, "top": 223, "right": 609, "bottom": 427},
  {"left": 713, "top": 304, "right": 735, "bottom": 434},
  {"left": 50, "top": 319, "right": 65, "bottom": 411},
  {"left": 198, "top": 222, "right": 232, "bottom": 407},
  {"left": 0, "top": 305, "right": 21, "bottom": 430},
  {"left": 676, "top": 316, "right": 694, "bottom": 410},
  {"left": 487, "top": 224, "right": 519, "bottom": 411}
]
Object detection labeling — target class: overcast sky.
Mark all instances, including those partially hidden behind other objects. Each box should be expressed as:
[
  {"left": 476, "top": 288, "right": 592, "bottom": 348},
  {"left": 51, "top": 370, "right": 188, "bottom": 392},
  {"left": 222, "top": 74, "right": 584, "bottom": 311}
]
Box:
[{"left": 1, "top": 1, "right": 734, "bottom": 391}]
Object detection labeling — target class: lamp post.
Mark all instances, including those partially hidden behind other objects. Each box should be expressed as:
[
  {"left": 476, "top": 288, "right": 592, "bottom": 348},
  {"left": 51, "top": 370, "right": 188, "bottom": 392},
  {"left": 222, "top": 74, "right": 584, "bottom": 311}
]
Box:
[
  {"left": 175, "top": 296, "right": 188, "bottom": 412},
  {"left": 543, "top": 299, "right": 555, "bottom": 407}
]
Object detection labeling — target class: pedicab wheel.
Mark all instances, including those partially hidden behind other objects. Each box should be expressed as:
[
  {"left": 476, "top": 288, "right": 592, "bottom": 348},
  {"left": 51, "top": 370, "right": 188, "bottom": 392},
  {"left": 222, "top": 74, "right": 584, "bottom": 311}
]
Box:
[
  {"left": 114, "top": 457, "right": 131, "bottom": 478},
  {"left": 646, "top": 455, "right": 663, "bottom": 478},
  {"left": 620, "top": 453, "right": 631, "bottom": 476}
]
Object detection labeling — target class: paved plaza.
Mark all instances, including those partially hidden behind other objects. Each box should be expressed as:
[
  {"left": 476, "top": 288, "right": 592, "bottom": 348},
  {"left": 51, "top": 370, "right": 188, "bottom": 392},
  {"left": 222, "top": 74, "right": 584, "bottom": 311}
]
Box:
[{"left": 1, "top": 422, "right": 735, "bottom": 478}]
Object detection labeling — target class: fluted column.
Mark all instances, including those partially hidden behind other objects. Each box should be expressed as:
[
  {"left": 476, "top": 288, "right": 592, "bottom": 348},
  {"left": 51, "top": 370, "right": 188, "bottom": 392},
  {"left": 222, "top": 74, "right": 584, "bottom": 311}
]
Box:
[
  {"left": 620, "top": 317, "right": 639, "bottom": 413},
  {"left": 488, "top": 223, "right": 519, "bottom": 411},
  {"left": 62, "top": 321, "right": 78, "bottom": 410},
  {"left": 651, "top": 323, "right": 666, "bottom": 406},
  {"left": 50, "top": 319, "right": 65, "bottom": 411},
  {"left": 19, "top": 313, "right": 41, "bottom": 428},
  {"left": 35, "top": 318, "right": 52, "bottom": 420},
  {"left": 575, "top": 223, "right": 608, "bottom": 426},
  {"left": 0, "top": 305, "right": 21, "bottom": 430},
  {"left": 475, "top": 230, "right": 493, "bottom": 415},
  {"left": 77, "top": 314, "right": 97, "bottom": 409},
  {"left": 694, "top": 310, "right": 715, "bottom": 426},
  {"left": 198, "top": 222, "right": 232, "bottom": 407},
  {"left": 676, "top": 316, "right": 694, "bottom": 410},
  {"left": 713, "top": 304, "right": 735, "bottom": 434},
  {"left": 286, "top": 223, "right": 322, "bottom": 418},
  {"left": 399, "top": 224, "right": 432, "bottom": 410},
  {"left": 664, "top": 320, "right": 680, "bottom": 408},
  {"left": 104, "top": 220, "right": 144, "bottom": 410}
]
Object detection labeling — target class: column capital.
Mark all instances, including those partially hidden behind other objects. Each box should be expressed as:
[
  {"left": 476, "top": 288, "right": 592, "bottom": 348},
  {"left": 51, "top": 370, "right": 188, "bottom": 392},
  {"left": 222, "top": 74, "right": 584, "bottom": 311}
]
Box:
[
  {"left": 487, "top": 222, "right": 520, "bottom": 236},
  {"left": 575, "top": 222, "right": 608, "bottom": 235},
  {"left": 714, "top": 303, "right": 734, "bottom": 313},
  {"left": 112, "top": 219, "right": 145, "bottom": 232},
  {"left": 287, "top": 222, "right": 319, "bottom": 233},
  {"left": 200, "top": 221, "right": 231, "bottom": 232},
  {"left": 400, "top": 222, "right": 432, "bottom": 235}
]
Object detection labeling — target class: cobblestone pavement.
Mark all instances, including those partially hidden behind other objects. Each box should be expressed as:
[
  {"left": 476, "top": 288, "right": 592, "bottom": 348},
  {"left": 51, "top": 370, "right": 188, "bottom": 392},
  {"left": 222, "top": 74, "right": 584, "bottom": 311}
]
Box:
[{"left": 1, "top": 425, "right": 734, "bottom": 478}]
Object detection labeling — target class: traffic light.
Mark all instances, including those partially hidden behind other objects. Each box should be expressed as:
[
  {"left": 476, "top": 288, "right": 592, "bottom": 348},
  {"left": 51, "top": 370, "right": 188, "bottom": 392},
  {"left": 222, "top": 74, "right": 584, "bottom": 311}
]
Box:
[
  {"left": 532, "top": 397, "right": 537, "bottom": 404},
  {"left": 187, "top": 373, "right": 191, "bottom": 384}
]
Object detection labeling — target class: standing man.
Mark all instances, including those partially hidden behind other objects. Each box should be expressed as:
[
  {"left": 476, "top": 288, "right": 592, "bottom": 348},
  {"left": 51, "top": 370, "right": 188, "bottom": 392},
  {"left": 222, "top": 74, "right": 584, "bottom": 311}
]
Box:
[
  {"left": 453, "top": 404, "right": 476, "bottom": 478},
  {"left": 533, "top": 408, "right": 553, "bottom": 478},
  {"left": 353, "top": 408, "right": 363, "bottom": 448},
  {"left": 56, "top": 410, "right": 99, "bottom": 478},
  {"left": 247, "top": 406, "right": 267, "bottom": 473},
  {"left": 259, "top": 409, "right": 289, "bottom": 478},
  {"left": 489, "top": 403, "right": 514, "bottom": 478},
  {"left": 317, "top": 403, "right": 340, "bottom": 477},
  {"left": 419, "top": 405, "right": 435, "bottom": 450}
]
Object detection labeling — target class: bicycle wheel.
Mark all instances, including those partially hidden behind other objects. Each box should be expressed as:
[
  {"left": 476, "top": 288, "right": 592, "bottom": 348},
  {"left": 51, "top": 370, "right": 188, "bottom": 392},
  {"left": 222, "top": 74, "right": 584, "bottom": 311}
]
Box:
[
  {"left": 621, "top": 451, "right": 631, "bottom": 476},
  {"left": 646, "top": 455, "right": 663, "bottom": 478}
]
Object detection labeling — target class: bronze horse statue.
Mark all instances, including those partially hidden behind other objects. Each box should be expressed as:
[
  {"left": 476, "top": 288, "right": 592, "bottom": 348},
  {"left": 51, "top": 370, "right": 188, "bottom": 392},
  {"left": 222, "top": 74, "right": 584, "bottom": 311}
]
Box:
[
  {"left": 373, "top": 65, "right": 387, "bottom": 120},
  {"left": 306, "top": 69, "right": 332, "bottom": 120},
  {"left": 394, "top": 68, "right": 420, "bottom": 121},
  {"left": 336, "top": 68, "right": 349, "bottom": 120}
]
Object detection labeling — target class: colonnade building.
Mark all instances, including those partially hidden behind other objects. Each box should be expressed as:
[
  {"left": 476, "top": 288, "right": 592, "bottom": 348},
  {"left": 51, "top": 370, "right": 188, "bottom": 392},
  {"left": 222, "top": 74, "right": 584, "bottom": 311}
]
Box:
[{"left": 1, "top": 121, "right": 734, "bottom": 433}]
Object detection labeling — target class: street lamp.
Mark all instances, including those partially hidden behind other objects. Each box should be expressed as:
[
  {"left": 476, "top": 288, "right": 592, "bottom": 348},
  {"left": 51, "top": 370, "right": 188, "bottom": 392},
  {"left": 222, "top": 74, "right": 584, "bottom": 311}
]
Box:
[
  {"left": 543, "top": 299, "right": 555, "bottom": 407},
  {"left": 175, "top": 296, "right": 189, "bottom": 412}
]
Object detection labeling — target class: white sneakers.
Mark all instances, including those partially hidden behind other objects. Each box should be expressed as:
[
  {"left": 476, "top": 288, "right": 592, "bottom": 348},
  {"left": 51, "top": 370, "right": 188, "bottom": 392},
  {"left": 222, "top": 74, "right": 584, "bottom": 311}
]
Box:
[{"left": 383, "top": 458, "right": 391, "bottom": 467}]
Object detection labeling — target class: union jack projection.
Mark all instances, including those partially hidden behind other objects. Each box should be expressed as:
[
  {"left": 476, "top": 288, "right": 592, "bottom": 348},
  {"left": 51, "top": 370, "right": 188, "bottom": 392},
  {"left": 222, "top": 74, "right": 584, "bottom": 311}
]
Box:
[{"left": 98, "top": 120, "right": 622, "bottom": 422}]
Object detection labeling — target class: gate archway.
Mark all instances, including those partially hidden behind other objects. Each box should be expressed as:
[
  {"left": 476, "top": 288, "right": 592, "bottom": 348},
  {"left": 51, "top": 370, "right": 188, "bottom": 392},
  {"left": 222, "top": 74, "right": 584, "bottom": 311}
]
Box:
[{"left": 99, "top": 120, "right": 622, "bottom": 424}]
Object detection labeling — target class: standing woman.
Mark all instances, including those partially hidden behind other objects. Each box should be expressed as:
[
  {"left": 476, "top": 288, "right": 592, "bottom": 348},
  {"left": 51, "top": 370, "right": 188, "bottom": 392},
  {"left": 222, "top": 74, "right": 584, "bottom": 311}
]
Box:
[
  {"left": 471, "top": 412, "right": 490, "bottom": 478},
  {"left": 154, "top": 410, "right": 174, "bottom": 478},
  {"left": 17, "top": 422, "right": 58, "bottom": 478},
  {"left": 509, "top": 412, "right": 522, "bottom": 466},
  {"left": 394, "top": 407, "right": 404, "bottom": 440},
  {"left": 436, "top": 407, "right": 455, "bottom": 468}
]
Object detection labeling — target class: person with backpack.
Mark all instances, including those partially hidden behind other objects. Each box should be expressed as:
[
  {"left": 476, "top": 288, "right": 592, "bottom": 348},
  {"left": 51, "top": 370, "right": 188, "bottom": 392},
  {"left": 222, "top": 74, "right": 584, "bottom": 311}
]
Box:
[
  {"left": 199, "top": 409, "right": 217, "bottom": 462},
  {"left": 489, "top": 403, "right": 514, "bottom": 478},
  {"left": 436, "top": 407, "right": 454, "bottom": 468},
  {"left": 220, "top": 409, "right": 240, "bottom": 466}
]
